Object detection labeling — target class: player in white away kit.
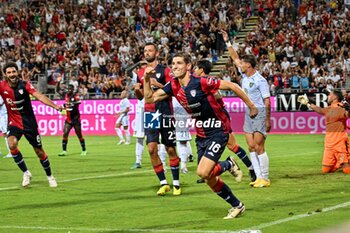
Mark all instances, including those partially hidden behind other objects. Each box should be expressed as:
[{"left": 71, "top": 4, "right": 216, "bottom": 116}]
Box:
[
  {"left": 222, "top": 30, "right": 271, "bottom": 188},
  {"left": 172, "top": 97, "right": 193, "bottom": 173},
  {"left": 0, "top": 95, "right": 11, "bottom": 158},
  {"left": 116, "top": 90, "right": 131, "bottom": 145}
]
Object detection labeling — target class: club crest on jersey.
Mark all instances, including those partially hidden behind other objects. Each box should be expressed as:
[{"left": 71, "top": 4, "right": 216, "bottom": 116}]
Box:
[
  {"left": 156, "top": 73, "right": 161, "bottom": 79},
  {"left": 190, "top": 90, "right": 196, "bottom": 97},
  {"left": 249, "top": 82, "right": 254, "bottom": 88},
  {"left": 19, "top": 89, "right": 23, "bottom": 95},
  {"left": 71, "top": 98, "right": 75, "bottom": 102}
]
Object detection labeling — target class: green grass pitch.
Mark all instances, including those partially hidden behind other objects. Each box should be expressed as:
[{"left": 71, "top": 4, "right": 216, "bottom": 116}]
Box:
[{"left": 0, "top": 134, "right": 349, "bottom": 233}]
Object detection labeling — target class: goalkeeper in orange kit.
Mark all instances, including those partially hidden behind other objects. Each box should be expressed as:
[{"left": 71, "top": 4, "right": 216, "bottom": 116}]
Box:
[{"left": 298, "top": 90, "right": 350, "bottom": 174}]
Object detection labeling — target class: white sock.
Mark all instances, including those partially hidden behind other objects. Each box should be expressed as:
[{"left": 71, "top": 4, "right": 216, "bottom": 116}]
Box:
[
  {"left": 250, "top": 152, "right": 262, "bottom": 178},
  {"left": 5, "top": 137, "right": 10, "bottom": 153},
  {"left": 158, "top": 144, "right": 167, "bottom": 167},
  {"left": 258, "top": 152, "right": 269, "bottom": 180},
  {"left": 173, "top": 180, "right": 180, "bottom": 187},
  {"left": 125, "top": 129, "right": 130, "bottom": 142},
  {"left": 135, "top": 138, "right": 144, "bottom": 164},
  {"left": 116, "top": 128, "right": 124, "bottom": 141},
  {"left": 186, "top": 141, "right": 193, "bottom": 156},
  {"left": 177, "top": 142, "right": 188, "bottom": 169}
]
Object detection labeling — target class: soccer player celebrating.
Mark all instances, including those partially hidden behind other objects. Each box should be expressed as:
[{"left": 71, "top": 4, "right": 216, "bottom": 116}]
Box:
[
  {"left": 134, "top": 42, "right": 181, "bottom": 196},
  {"left": 115, "top": 90, "right": 131, "bottom": 145},
  {"left": 298, "top": 91, "right": 350, "bottom": 174},
  {"left": 0, "top": 62, "right": 61, "bottom": 187},
  {"left": 56, "top": 81, "right": 87, "bottom": 156},
  {"left": 194, "top": 59, "right": 256, "bottom": 183},
  {"left": 222, "top": 30, "right": 271, "bottom": 188},
  {"left": 144, "top": 53, "right": 258, "bottom": 219}
]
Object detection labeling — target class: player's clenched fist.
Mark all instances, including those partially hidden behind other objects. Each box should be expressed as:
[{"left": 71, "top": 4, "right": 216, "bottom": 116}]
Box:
[
  {"left": 144, "top": 67, "right": 156, "bottom": 82},
  {"left": 297, "top": 94, "right": 309, "bottom": 105}
]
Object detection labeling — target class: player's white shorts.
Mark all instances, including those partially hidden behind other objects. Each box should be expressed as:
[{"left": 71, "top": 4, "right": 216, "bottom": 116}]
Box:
[
  {"left": 133, "top": 100, "right": 145, "bottom": 138},
  {"left": 116, "top": 114, "right": 129, "bottom": 127},
  {"left": 176, "top": 130, "right": 192, "bottom": 141},
  {"left": 243, "top": 109, "right": 267, "bottom": 136},
  {"left": 0, "top": 114, "right": 8, "bottom": 133}
]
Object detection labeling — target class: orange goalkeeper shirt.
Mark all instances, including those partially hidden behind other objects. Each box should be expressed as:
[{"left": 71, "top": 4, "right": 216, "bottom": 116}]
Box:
[{"left": 321, "top": 103, "right": 348, "bottom": 149}]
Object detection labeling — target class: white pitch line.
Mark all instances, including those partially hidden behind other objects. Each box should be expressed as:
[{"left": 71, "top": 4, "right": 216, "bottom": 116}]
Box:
[
  {"left": 250, "top": 201, "right": 350, "bottom": 230},
  {"left": 0, "top": 225, "right": 250, "bottom": 233},
  {"left": 0, "top": 165, "right": 197, "bottom": 191}
]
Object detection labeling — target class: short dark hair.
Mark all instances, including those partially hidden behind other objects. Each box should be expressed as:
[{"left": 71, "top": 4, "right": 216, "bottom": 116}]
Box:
[
  {"left": 173, "top": 52, "right": 192, "bottom": 65},
  {"left": 3, "top": 62, "right": 18, "bottom": 73},
  {"left": 333, "top": 90, "right": 343, "bottom": 102},
  {"left": 197, "top": 60, "right": 212, "bottom": 75},
  {"left": 242, "top": 55, "right": 257, "bottom": 68},
  {"left": 144, "top": 42, "right": 158, "bottom": 51},
  {"left": 68, "top": 84, "right": 74, "bottom": 89}
]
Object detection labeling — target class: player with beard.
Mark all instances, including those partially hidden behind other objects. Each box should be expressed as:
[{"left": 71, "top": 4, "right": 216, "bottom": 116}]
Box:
[
  {"left": 143, "top": 53, "right": 258, "bottom": 219},
  {"left": 0, "top": 62, "right": 62, "bottom": 187},
  {"left": 134, "top": 43, "right": 181, "bottom": 196}
]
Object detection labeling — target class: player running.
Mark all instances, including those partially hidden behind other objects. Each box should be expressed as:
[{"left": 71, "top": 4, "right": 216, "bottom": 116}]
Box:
[
  {"left": 144, "top": 53, "right": 258, "bottom": 219},
  {"left": 0, "top": 62, "right": 61, "bottom": 187},
  {"left": 193, "top": 59, "right": 256, "bottom": 183}
]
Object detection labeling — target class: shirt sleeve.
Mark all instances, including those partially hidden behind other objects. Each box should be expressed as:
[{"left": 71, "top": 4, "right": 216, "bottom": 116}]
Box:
[
  {"left": 200, "top": 77, "right": 220, "bottom": 95},
  {"left": 258, "top": 78, "right": 271, "bottom": 99},
  {"left": 162, "top": 80, "right": 173, "bottom": 96},
  {"left": 25, "top": 81, "right": 37, "bottom": 95},
  {"left": 164, "top": 67, "right": 172, "bottom": 83}
]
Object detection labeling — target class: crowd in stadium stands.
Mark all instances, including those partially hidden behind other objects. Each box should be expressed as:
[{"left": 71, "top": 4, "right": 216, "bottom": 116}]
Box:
[{"left": 0, "top": 0, "right": 349, "bottom": 98}]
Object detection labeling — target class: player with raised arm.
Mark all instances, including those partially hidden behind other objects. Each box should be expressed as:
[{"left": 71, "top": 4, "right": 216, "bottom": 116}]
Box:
[
  {"left": 56, "top": 80, "right": 87, "bottom": 156},
  {"left": 144, "top": 52, "right": 258, "bottom": 219},
  {"left": 116, "top": 90, "right": 131, "bottom": 145},
  {"left": 0, "top": 62, "right": 62, "bottom": 187},
  {"left": 134, "top": 42, "right": 181, "bottom": 195},
  {"left": 222, "top": 30, "right": 271, "bottom": 188},
  {"left": 298, "top": 91, "right": 350, "bottom": 174}
]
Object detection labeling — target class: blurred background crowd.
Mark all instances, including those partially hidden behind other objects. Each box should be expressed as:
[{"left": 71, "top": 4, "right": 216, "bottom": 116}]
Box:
[{"left": 0, "top": 0, "right": 349, "bottom": 99}]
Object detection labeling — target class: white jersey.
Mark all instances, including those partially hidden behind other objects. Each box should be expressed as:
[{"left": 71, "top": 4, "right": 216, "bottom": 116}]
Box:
[
  {"left": 241, "top": 71, "right": 270, "bottom": 110},
  {"left": 119, "top": 98, "right": 131, "bottom": 115},
  {"left": 0, "top": 95, "right": 7, "bottom": 116},
  {"left": 133, "top": 98, "right": 145, "bottom": 138},
  {"left": 0, "top": 96, "right": 8, "bottom": 133},
  {"left": 172, "top": 98, "right": 191, "bottom": 141}
]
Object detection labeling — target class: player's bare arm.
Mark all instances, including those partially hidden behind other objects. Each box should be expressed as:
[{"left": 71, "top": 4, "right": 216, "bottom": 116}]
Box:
[
  {"left": 264, "top": 97, "right": 272, "bottom": 132},
  {"left": 133, "top": 83, "right": 144, "bottom": 100},
  {"left": 144, "top": 67, "right": 169, "bottom": 103},
  {"left": 220, "top": 30, "right": 243, "bottom": 69},
  {"left": 219, "top": 80, "right": 258, "bottom": 118},
  {"left": 32, "top": 91, "right": 62, "bottom": 111},
  {"left": 150, "top": 78, "right": 164, "bottom": 88}
]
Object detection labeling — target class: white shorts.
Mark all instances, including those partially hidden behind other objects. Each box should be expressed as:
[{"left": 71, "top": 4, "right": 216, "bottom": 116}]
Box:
[
  {"left": 176, "top": 130, "right": 192, "bottom": 141},
  {"left": 243, "top": 109, "right": 267, "bottom": 136},
  {"left": 0, "top": 114, "right": 8, "bottom": 133},
  {"left": 116, "top": 114, "right": 129, "bottom": 127},
  {"left": 133, "top": 100, "right": 145, "bottom": 138}
]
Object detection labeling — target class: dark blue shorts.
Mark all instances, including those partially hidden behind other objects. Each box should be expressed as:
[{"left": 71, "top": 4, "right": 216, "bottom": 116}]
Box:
[
  {"left": 196, "top": 132, "right": 228, "bottom": 163},
  {"left": 8, "top": 126, "right": 42, "bottom": 148},
  {"left": 145, "top": 127, "right": 176, "bottom": 147}
]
